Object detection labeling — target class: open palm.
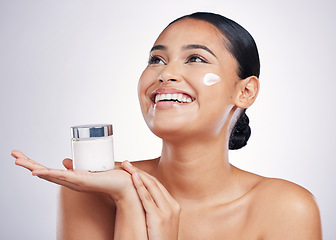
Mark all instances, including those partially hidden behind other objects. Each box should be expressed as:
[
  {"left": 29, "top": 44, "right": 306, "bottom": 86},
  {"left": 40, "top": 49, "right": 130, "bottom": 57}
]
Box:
[{"left": 12, "top": 150, "right": 134, "bottom": 201}]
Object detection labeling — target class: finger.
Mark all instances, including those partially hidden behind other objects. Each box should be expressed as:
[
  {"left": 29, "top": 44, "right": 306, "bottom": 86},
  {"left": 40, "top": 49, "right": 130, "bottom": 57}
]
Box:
[
  {"left": 32, "top": 168, "right": 93, "bottom": 191},
  {"left": 11, "top": 150, "right": 29, "bottom": 159},
  {"left": 12, "top": 150, "right": 46, "bottom": 171},
  {"left": 122, "top": 161, "right": 163, "bottom": 191},
  {"left": 62, "top": 158, "right": 73, "bottom": 170},
  {"left": 14, "top": 156, "right": 47, "bottom": 172},
  {"left": 122, "top": 161, "right": 158, "bottom": 183},
  {"left": 122, "top": 161, "right": 174, "bottom": 206},
  {"left": 136, "top": 171, "right": 172, "bottom": 211},
  {"left": 122, "top": 161, "right": 176, "bottom": 206},
  {"left": 139, "top": 173, "right": 181, "bottom": 217},
  {"left": 146, "top": 175, "right": 176, "bottom": 204},
  {"left": 132, "top": 172, "right": 158, "bottom": 213},
  {"left": 121, "top": 160, "right": 137, "bottom": 174},
  {"left": 132, "top": 168, "right": 174, "bottom": 204}
]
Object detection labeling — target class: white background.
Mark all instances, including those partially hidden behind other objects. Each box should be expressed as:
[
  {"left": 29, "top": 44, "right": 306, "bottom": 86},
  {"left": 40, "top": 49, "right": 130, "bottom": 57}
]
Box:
[{"left": 1, "top": 0, "right": 335, "bottom": 239}]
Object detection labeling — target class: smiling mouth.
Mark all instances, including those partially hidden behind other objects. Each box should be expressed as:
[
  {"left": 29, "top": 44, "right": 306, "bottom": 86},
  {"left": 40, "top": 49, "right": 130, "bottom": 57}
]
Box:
[{"left": 154, "top": 93, "right": 194, "bottom": 104}]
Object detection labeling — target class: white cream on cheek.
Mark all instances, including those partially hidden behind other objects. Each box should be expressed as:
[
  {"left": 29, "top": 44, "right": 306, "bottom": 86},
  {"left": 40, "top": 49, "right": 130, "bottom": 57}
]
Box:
[{"left": 203, "top": 73, "right": 221, "bottom": 86}]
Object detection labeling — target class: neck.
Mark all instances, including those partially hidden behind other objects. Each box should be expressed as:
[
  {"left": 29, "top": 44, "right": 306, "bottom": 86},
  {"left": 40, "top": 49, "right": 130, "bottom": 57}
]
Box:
[{"left": 155, "top": 136, "right": 235, "bottom": 204}]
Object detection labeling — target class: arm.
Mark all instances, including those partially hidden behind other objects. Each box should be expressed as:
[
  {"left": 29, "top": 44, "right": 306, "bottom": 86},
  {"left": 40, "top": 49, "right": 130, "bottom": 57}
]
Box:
[
  {"left": 57, "top": 187, "right": 116, "bottom": 240},
  {"left": 58, "top": 186, "right": 147, "bottom": 240}
]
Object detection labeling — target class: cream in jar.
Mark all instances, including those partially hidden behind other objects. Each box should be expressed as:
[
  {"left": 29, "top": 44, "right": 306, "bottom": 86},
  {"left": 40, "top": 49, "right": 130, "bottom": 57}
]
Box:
[{"left": 71, "top": 124, "right": 114, "bottom": 172}]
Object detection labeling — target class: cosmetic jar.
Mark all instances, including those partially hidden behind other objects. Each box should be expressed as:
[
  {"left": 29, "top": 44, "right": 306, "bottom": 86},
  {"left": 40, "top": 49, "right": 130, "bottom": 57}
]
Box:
[{"left": 71, "top": 124, "right": 114, "bottom": 172}]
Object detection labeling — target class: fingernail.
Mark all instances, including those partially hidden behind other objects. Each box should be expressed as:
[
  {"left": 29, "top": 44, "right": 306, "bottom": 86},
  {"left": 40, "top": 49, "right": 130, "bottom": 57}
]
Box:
[{"left": 125, "top": 160, "right": 133, "bottom": 167}]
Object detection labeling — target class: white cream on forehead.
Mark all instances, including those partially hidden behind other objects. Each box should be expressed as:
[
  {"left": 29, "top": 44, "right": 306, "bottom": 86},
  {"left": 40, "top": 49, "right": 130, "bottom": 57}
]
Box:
[{"left": 203, "top": 73, "right": 221, "bottom": 86}]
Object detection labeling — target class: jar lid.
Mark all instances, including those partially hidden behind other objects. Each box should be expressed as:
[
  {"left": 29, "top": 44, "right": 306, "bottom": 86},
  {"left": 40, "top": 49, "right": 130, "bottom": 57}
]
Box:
[{"left": 71, "top": 124, "right": 113, "bottom": 139}]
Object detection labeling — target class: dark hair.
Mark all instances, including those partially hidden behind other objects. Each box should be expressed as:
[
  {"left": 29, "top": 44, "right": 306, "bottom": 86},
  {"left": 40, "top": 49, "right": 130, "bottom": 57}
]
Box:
[{"left": 169, "top": 12, "right": 260, "bottom": 150}]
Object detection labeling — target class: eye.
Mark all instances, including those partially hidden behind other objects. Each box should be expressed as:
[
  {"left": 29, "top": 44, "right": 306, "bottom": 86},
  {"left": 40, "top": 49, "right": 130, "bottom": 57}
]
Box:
[
  {"left": 148, "top": 55, "right": 165, "bottom": 65},
  {"left": 186, "top": 55, "right": 208, "bottom": 63}
]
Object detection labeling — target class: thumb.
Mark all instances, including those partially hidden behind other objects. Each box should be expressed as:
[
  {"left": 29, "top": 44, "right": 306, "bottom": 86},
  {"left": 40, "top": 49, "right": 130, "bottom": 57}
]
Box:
[{"left": 62, "top": 158, "right": 73, "bottom": 170}]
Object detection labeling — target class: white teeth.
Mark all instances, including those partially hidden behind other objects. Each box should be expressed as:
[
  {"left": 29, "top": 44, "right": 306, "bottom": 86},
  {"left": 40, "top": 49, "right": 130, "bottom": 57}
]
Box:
[{"left": 154, "top": 93, "right": 193, "bottom": 104}]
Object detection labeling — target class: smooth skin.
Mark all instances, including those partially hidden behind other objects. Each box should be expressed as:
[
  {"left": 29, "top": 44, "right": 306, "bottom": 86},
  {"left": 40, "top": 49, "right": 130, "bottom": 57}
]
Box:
[{"left": 12, "top": 18, "right": 322, "bottom": 239}]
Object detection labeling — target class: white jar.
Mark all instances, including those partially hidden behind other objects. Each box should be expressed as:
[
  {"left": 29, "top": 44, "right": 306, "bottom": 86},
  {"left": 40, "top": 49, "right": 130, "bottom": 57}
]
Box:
[{"left": 71, "top": 124, "right": 114, "bottom": 172}]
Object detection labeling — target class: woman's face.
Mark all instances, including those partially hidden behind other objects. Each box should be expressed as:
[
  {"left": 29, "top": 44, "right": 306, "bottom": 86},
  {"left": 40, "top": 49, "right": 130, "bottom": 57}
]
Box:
[{"left": 138, "top": 18, "right": 241, "bottom": 140}]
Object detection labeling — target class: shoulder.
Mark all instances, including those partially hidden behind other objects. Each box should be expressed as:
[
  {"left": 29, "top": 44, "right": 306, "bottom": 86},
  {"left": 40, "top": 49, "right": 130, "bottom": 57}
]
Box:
[
  {"left": 234, "top": 168, "right": 320, "bottom": 218},
  {"left": 250, "top": 178, "right": 322, "bottom": 239},
  {"left": 253, "top": 178, "right": 319, "bottom": 211}
]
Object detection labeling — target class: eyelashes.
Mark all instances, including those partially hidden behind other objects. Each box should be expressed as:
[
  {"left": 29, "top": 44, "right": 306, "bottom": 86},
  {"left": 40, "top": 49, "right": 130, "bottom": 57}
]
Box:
[
  {"left": 148, "top": 55, "right": 164, "bottom": 65},
  {"left": 148, "top": 54, "right": 209, "bottom": 65},
  {"left": 186, "top": 54, "right": 208, "bottom": 63}
]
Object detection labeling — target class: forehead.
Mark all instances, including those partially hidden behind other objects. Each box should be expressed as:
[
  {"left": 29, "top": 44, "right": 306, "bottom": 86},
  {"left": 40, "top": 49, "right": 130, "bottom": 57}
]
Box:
[{"left": 154, "top": 18, "right": 226, "bottom": 51}]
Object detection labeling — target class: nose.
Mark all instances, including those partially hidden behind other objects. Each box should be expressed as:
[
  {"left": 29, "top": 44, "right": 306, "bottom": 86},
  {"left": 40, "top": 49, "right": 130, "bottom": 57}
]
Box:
[{"left": 158, "top": 62, "right": 181, "bottom": 83}]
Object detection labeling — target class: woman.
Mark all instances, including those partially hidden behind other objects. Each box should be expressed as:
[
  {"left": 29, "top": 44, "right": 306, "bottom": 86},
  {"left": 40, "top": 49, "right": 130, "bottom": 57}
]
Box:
[{"left": 12, "top": 12, "right": 322, "bottom": 239}]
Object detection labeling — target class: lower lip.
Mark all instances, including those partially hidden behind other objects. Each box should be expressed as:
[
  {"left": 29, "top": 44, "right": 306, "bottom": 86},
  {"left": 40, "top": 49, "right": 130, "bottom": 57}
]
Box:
[{"left": 154, "top": 101, "right": 189, "bottom": 110}]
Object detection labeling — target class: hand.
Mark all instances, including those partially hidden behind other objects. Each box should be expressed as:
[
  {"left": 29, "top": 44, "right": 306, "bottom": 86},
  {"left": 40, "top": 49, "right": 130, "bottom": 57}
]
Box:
[
  {"left": 11, "top": 150, "right": 135, "bottom": 202},
  {"left": 122, "top": 161, "right": 181, "bottom": 240}
]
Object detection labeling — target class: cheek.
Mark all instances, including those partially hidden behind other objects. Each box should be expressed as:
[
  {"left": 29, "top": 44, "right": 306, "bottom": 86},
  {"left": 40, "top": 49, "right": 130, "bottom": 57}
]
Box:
[
  {"left": 198, "top": 72, "right": 235, "bottom": 115},
  {"left": 137, "top": 70, "right": 151, "bottom": 110},
  {"left": 183, "top": 69, "right": 222, "bottom": 88},
  {"left": 202, "top": 73, "right": 221, "bottom": 86},
  {"left": 138, "top": 69, "right": 154, "bottom": 96}
]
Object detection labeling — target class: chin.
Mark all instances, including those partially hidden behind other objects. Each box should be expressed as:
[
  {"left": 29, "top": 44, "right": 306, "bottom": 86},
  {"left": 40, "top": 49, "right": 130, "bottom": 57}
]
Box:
[{"left": 145, "top": 117, "right": 194, "bottom": 140}]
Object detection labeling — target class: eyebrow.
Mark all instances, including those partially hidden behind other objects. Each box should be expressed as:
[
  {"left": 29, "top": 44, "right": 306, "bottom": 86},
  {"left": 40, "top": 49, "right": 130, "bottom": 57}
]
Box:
[
  {"left": 183, "top": 44, "right": 217, "bottom": 58},
  {"left": 150, "top": 45, "right": 167, "bottom": 52},
  {"left": 150, "top": 44, "right": 217, "bottom": 58}
]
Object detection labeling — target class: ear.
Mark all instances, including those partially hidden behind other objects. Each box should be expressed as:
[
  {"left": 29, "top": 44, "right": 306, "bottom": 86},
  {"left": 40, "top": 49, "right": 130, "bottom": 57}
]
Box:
[{"left": 234, "top": 76, "right": 259, "bottom": 108}]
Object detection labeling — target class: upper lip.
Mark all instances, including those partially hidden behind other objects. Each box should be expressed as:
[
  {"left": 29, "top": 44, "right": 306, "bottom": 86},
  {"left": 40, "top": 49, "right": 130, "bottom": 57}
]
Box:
[{"left": 150, "top": 87, "right": 195, "bottom": 103}]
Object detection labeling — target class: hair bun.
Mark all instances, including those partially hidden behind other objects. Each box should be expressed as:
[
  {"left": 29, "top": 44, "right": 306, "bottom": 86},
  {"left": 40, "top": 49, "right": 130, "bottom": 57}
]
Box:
[{"left": 229, "top": 111, "right": 251, "bottom": 150}]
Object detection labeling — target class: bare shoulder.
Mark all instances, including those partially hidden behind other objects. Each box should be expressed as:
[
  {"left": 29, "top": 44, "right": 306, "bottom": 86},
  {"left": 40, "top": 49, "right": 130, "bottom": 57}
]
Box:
[
  {"left": 250, "top": 177, "right": 322, "bottom": 239},
  {"left": 253, "top": 177, "right": 320, "bottom": 212}
]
